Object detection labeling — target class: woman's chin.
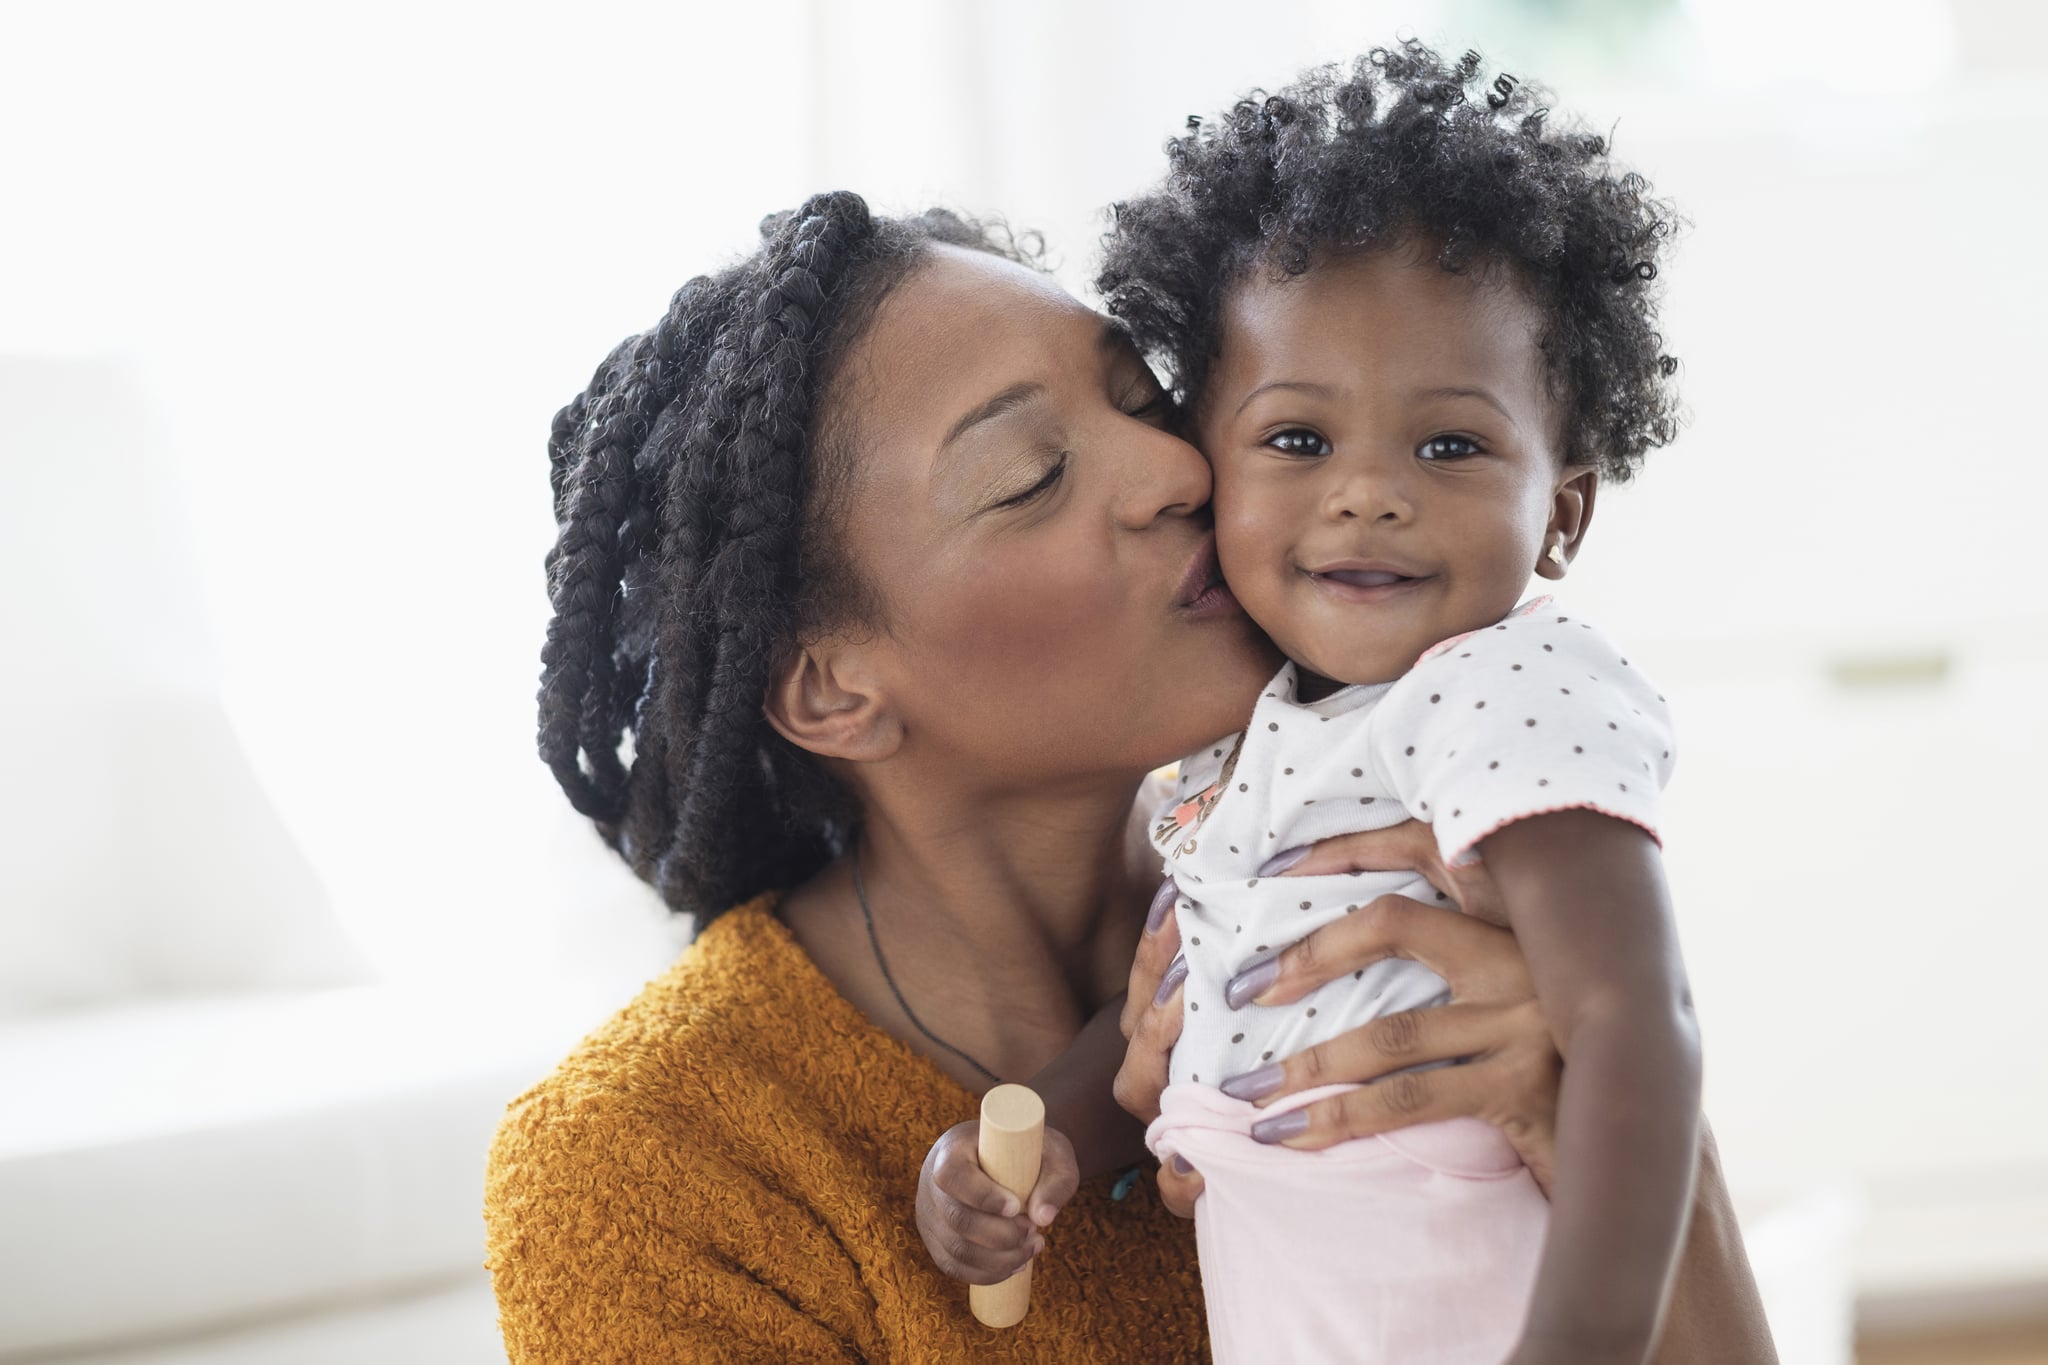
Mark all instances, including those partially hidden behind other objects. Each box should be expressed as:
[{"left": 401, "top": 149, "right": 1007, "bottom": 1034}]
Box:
[{"left": 1149, "top": 622, "right": 1284, "bottom": 759}]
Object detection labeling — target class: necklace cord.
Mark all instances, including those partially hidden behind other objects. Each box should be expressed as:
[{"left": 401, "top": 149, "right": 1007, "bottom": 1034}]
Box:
[{"left": 853, "top": 851, "right": 1004, "bottom": 1086}]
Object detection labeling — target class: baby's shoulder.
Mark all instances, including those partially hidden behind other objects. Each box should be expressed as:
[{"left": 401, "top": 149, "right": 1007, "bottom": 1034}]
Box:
[
  {"left": 1384, "top": 599, "right": 1659, "bottom": 719},
  {"left": 1397, "top": 599, "right": 1634, "bottom": 683}
]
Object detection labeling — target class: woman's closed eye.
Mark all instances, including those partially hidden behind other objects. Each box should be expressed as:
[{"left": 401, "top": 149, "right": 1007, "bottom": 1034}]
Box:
[
  {"left": 989, "top": 451, "right": 1069, "bottom": 511},
  {"left": 1416, "top": 433, "right": 1483, "bottom": 462},
  {"left": 1119, "top": 381, "right": 1175, "bottom": 425}
]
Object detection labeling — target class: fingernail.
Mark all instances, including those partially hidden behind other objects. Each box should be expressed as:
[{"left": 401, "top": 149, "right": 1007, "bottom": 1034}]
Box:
[
  {"left": 1146, "top": 879, "right": 1177, "bottom": 934},
  {"left": 1153, "top": 955, "right": 1189, "bottom": 1007},
  {"left": 1257, "top": 845, "right": 1309, "bottom": 876},
  {"left": 1250, "top": 1109, "right": 1309, "bottom": 1144},
  {"left": 999, "top": 1195, "right": 1020, "bottom": 1217},
  {"left": 1028, "top": 1234, "right": 1045, "bottom": 1256},
  {"left": 1224, "top": 956, "right": 1279, "bottom": 1010},
  {"left": 1170, "top": 1154, "right": 1195, "bottom": 1175},
  {"left": 1030, "top": 1202, "right": 1054, "bottom": 1227},
  {"left": 1219, "top": 1063, "right": 1283, "bottom": 1102}
]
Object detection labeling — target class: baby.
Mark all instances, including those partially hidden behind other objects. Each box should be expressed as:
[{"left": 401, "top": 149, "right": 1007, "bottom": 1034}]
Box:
[{"left": 924, "top": 43, "right": 1701, "bottom": 1365}]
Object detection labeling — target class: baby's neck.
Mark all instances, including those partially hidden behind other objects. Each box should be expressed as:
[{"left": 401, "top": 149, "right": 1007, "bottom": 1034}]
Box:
[
  {"left": 1294, "top": 665, "right": 1400, "bottom": 701},
  {"left": 1293, "top": 668, "right": 1348, "bottom": 702}
]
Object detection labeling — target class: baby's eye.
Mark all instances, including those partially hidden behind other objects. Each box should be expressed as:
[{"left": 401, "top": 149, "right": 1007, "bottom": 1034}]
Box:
[
  {"left": 1417, "top": 434, "right": 1482, "bottom": 462},
  {"left": 1267, "top": 428, "right": 1332, "bottom": 458}
]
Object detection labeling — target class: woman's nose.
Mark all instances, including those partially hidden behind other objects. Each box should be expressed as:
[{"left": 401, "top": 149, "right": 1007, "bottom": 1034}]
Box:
[{"left": 1113, "top": 423, "right": 1214, "bottom": 530}]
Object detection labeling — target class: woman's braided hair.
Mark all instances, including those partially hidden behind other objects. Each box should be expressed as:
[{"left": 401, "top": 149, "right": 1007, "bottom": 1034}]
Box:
[
  {"left": 1098, "top": 40, "right": 1682, "bottom": 481},
  {"left": 538, "top": 191, "right": 1030, "bottom": 929}
]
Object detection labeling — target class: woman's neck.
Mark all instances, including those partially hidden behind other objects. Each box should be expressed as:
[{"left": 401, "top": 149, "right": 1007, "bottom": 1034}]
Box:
[{"left": 778, "top": 770, "right": 1156, "bottom": 1089}]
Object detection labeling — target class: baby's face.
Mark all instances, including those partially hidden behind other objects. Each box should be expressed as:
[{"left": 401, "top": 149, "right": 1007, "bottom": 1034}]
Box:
[{"left": 1195, "top": 245, "right": 1594, "bottom": 686}]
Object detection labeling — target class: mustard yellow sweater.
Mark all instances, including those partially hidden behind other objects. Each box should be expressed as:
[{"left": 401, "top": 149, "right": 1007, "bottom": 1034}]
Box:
[{"left": 484, "top": 894, "right": 1207, "bottom": 1362}]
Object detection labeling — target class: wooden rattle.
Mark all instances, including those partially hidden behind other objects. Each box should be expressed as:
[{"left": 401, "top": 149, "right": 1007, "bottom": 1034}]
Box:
[{"left": 968, "top": 1083, "right": 1046, "bottom": 1329}]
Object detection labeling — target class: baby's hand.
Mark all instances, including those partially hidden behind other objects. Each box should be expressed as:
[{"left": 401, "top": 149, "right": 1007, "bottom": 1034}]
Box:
[{"left": 916, "top": 1120, "right": 1080, "bottom": 1285}]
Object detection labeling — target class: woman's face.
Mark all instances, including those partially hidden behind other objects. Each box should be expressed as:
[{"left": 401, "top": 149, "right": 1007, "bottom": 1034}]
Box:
[{"left": 828, "top": 244, "right": 1280, "bottom": 786}]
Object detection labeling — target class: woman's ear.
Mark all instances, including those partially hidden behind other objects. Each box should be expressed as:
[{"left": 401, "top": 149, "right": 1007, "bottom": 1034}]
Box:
[
  {"left": 1536, "top": 466, "right": 1600, "bottom": 580},
  {"left": 763, "top": 639, "right": 903, "bottom": 763}
]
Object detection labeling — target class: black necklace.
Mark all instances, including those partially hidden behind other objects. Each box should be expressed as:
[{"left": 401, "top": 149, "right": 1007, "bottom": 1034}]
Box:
[{"left": 853, "top": 851, "right": 1004, "bottom": 1086}]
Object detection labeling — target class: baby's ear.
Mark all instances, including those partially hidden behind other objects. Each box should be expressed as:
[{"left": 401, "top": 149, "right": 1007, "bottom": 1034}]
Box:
[{"left": 1537, "top": 466, "right": 1600, "bottom": 579}]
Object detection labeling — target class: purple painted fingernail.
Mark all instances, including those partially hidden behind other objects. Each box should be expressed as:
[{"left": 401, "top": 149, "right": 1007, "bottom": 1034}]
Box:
[
  {"left": 1170, "top": 1155, "right": 1196, "bottom": 1175},
  {"left": 1257, "top": 845, "right": 1309, "bottom": 876},
  {"left": 1146, "top": 879, "right": 1177, "bottom": 934},
  {"left": 1153, "top": 955, "right": 1189, "bottom": 1007},
  {"left": 1251, "top": 1109, "right": 1309, "bottom": 1144},
  {"left": 1224, "top": 957, "right": 1280, "bottom": 1010},
  {"left": 1219, "top": 1063, "right": 1284, "bottom": 1102}
]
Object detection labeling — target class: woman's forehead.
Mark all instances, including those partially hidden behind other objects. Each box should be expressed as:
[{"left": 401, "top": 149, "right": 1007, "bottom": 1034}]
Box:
[{"left": 840, "top": 245, "right": 1105, "bottom": 442}]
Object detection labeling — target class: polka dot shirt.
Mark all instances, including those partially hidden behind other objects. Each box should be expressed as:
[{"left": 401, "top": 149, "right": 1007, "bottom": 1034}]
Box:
[{"left": 1151, "top": 597, "right": 1676, "bottom": 1090}]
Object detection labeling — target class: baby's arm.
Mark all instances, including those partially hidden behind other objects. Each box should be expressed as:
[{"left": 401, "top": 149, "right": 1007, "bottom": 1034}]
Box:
[
  {"left": 915, "top": 993, "right": 1149, "bottom": 1283},
  {"left": 1367, "top": 607, "right": 1696, "bottom": 1362},
  {"left": 1484, "top": 809, "right": 1700, "bottom": 1365},
  {"left": 921, "top": 772, "right": 1180, "bottom": 1282}
]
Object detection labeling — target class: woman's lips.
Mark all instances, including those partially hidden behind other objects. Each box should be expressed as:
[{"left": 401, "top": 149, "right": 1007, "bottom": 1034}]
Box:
[
  {"left": 1184, "top": 578, "right": 1241, "bottom": 618},
  {"left": 1175, "top": 534, "right": 1243, "bottom": 619}
]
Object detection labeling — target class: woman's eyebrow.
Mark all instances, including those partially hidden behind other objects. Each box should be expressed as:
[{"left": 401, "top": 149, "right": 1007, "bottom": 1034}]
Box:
[
  {"left": 941, "top": 382, "right": 1046, "bottom": 450},
  {"left": 942, "top": 322, "right": 1142, "bottom": 450}
]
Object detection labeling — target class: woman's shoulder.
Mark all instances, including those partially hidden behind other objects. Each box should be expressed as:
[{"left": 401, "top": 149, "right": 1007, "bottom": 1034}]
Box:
[
  {"left": 486, "top": 890, "right": 983, "bottom": 1222},
  {"left": 482, "top": 894, "right": 943, "bottom": 1360},
  {"left": 490, "top": 895, "right": 864, "bottom": 1160}
]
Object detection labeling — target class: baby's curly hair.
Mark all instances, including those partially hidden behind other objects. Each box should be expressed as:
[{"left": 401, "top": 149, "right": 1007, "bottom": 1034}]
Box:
[{"left": 1098, "top": 41, "right": 1681, "bottom": 481}]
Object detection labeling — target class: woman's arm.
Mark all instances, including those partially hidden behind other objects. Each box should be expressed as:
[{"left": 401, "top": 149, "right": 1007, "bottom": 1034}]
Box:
[
  {"left": 1116, "top": 820, "right": 1775, "bottom": 1362},
  {"left": 1652, "top": 1120, "right": 1779, "bottom": 1365}
]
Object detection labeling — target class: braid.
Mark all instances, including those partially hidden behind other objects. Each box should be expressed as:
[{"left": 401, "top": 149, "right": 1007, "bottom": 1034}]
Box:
[{"left": 537, "top": 193, "right": 1035, "bottom": 928}]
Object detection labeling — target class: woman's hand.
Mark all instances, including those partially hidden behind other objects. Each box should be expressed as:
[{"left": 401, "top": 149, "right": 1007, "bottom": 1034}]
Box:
[
  {"left": 1117, "top": 820, "right": 1565, "bottom": 1198},
  {"left": 1114, "top": 877, "right": 1207, "bottom": 1216}
]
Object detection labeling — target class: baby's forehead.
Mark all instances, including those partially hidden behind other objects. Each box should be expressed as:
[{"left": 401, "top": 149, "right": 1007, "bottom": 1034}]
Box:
[{"left": 1211, "top": 253, "right": 1548, "bottom": 382}]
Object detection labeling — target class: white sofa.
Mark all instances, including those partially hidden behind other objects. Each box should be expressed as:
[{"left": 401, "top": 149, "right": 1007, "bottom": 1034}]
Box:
[
  {"left": 0, "top": 985, "right": 577, "bottom": 1363},
  {"left": 0, "top": 357, "right": 584, "bottom": 1362}
]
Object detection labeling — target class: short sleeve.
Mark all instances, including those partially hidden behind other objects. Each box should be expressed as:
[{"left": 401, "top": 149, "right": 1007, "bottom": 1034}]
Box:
[{"left": 1369, "top": 605, "right": 1675, "bottom": 866}]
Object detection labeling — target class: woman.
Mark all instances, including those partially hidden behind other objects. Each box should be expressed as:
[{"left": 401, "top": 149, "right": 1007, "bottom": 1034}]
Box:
[{"left": 486, "top": 193, "right": 1773, "bottom": 1362}]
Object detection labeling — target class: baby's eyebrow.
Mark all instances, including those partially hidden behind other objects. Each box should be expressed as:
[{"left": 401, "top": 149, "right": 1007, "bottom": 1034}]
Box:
[
  {"left": 1413, "top": 385, "right": 1517, "bottom": 424},
  {"left": 1233, "top": 380, "right": 1338, "bottom": 418}
]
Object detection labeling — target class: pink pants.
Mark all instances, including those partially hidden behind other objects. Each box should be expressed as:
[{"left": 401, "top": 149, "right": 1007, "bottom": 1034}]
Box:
[{"left": 1146, "top": 1083, "right": 1550, "bottom": 1365}]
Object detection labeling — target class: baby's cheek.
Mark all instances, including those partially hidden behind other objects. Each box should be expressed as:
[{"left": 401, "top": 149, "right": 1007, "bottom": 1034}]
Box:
[
  {"left": 1212, "top": 504, "right": 1290, "bottom": 614},
  {"left": 1211, "top": 461, "right": 1284, "bottom": 568}
]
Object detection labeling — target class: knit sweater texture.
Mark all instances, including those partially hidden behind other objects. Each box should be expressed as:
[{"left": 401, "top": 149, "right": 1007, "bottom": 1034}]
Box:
[{"left": 484, "top": 894, "right": 1207, "bottom": 1362}]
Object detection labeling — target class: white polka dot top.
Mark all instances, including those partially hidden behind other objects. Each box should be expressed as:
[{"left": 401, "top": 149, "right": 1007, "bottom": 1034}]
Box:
[{"left": 1151, "top": 597, "right": 1676, "bottom": 1089}]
